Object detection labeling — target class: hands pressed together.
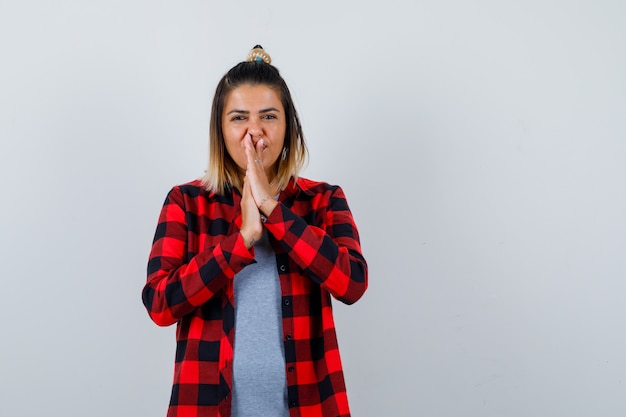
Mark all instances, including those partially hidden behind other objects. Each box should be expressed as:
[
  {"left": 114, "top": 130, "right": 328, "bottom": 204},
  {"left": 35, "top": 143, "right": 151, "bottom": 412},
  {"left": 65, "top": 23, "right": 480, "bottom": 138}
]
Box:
[{"left": 239, "top": 133, "right": 279, "bottom": 248}]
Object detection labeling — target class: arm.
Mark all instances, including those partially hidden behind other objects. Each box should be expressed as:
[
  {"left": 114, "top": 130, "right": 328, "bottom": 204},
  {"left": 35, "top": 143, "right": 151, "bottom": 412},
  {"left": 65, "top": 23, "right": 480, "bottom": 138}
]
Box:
[
  {"left": 263, "top": 186, "right": 368, "bottom": 304},
  {"left": 141, "top": 186, "right": 255, "bottom": 326},
  {"left": 241, "top": 136, "right": 367, "bottom": 303}
]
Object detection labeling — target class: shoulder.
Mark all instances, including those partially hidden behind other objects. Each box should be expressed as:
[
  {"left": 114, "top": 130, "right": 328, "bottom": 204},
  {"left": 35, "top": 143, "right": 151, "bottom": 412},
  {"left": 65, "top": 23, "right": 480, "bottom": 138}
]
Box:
[
  {"left": 293, "top": 177, "right": 352, "bottom": 211},
  {"left": 170, "top": 179, "right": 210, "bottom": 198},
  {"left": 294, "top": 177, "right": 341, "bottom": 196},
  {"left": 161, "top": 179, "right": 220, "bottom": 208}
]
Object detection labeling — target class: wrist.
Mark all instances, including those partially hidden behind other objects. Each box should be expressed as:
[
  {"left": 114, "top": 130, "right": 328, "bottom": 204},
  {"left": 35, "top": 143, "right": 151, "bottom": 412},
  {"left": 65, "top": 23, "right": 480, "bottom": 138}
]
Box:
[
  {"left": 257, "top": 195, "right": 271, "bottom": 209},
  {"left": 239, "top": 229, "right": 257, "bottom": 249},
  {"left": 259, "top": 198, "right": 278, "bottom": 217}
]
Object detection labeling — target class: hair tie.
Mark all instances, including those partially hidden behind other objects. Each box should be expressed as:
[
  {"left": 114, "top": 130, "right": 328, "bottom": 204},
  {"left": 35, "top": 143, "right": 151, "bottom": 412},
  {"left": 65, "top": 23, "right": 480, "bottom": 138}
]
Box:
[{"left": 247, "top": 45, "right": 272, "bottom": 64}]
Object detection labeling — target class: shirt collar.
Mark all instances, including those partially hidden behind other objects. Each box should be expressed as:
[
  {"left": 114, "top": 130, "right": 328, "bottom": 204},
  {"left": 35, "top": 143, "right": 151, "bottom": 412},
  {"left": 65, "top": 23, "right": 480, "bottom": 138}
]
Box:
[{"left": 218, "top": 176, "right": 315, "bottom": 199}]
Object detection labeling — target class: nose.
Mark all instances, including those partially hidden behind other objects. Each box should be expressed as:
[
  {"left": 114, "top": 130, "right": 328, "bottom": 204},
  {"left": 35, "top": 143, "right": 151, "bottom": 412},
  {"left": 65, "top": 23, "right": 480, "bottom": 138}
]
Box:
[{"left": 247, "top": 120, "right": 263, "bottom": 138}]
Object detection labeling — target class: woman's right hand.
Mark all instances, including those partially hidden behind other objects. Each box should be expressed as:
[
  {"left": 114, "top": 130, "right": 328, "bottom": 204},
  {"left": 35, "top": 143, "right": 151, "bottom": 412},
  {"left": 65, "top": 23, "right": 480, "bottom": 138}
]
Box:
[{"left": 239, "top": 175, "right": 263, "bottom": 249}]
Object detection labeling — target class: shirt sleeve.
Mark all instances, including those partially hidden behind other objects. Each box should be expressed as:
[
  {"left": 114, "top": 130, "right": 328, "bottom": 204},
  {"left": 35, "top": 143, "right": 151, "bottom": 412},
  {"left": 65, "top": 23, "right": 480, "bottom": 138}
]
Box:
[
  {"left": 141, "top": 186, "right": 255, "bottom": 326},
  {"left": 263, "top": 185, "right": 368, "bottom": 304}
]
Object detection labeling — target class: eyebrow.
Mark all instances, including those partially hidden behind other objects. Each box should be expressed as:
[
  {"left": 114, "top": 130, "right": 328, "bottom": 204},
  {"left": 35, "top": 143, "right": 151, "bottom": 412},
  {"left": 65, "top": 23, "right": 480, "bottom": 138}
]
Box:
[{"left": 226, "top": 107, "right": 281, "bottom": 115}]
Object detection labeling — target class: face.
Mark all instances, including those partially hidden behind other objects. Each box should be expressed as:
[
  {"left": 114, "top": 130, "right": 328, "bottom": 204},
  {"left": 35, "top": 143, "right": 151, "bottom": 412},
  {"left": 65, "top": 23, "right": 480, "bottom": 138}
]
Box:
[{"left": 222, "top": 84, "right": 286, "bottom": 178}]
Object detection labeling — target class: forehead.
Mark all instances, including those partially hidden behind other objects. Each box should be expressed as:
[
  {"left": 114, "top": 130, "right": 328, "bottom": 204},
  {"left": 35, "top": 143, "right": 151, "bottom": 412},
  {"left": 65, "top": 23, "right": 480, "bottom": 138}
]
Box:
[{"left": 224, "top": 84, "right": 283, "bottom": 110}]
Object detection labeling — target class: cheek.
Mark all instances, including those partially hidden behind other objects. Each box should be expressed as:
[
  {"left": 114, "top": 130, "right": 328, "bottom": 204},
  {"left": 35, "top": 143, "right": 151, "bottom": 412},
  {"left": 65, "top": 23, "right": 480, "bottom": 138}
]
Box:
[
  {"left": 223, "top": 128, "right": 241, "bottom": 146},
  {"left": 226, "top": 142, "right": 243, "bottom": 159},
  {"left": 271, "top": 125, "right": 287, "bottom": 146},
  {"left": 223, "top": 137, "right": 243, "bottom": 161}
]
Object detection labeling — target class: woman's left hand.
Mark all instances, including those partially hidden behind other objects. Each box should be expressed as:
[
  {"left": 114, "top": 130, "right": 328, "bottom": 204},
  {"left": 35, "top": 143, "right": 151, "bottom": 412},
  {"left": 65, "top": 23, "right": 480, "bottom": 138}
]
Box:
[{"left": 243, "top": 134, "right": 279, "bottom": 216}]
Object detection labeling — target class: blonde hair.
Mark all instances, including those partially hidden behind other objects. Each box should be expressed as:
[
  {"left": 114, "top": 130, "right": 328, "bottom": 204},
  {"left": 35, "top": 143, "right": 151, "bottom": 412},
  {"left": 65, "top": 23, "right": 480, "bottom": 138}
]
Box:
[{"left": 202, "top": 60, "right": 308, "bottom": 195}]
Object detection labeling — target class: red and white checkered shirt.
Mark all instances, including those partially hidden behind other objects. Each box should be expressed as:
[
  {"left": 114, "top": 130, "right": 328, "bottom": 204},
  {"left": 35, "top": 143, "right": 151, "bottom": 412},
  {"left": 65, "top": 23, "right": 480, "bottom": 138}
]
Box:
[{"left": 142, "top": 177, "right": 368, "bottom": 417}]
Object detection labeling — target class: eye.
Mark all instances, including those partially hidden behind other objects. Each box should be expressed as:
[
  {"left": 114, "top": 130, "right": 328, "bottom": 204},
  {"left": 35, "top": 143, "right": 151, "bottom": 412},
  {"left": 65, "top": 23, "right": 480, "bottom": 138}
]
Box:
[
  {"left": 262, "top": 114, "right": 277, "bottom": 120},
  {"left": 230, "top": 115, "right": 246, "bottom": 121}
]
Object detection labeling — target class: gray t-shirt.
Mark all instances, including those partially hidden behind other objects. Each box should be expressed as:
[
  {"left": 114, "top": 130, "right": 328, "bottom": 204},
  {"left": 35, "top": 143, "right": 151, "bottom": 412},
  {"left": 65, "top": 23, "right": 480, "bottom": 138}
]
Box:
[{"left": 232, "top": 231, "right": 289, "bottom": 417}]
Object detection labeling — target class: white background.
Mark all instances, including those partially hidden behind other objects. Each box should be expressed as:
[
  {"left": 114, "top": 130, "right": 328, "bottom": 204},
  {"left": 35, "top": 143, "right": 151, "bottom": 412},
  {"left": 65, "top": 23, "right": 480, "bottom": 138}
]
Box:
[{"left": 1, "top": 1, "right": 625, "bottom": 416}]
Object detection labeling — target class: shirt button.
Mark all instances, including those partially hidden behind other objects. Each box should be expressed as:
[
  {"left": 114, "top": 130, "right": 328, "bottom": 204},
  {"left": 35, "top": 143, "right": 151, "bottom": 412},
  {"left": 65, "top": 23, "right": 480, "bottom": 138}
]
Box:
[
  {"left": 289, "top": 400, "right": 297, "bottom": 407},
  {"left": 283, "top": 298, "right": 290, "bottom": 306},
  {"left": 279, "top": 264, "right": 286, "bottom": 272},
  {"left": 288, "top": 366, "right": 294, "bottom": 372},
  {"left": 285, "top": 334, "right": 292, "bottom": 341}
]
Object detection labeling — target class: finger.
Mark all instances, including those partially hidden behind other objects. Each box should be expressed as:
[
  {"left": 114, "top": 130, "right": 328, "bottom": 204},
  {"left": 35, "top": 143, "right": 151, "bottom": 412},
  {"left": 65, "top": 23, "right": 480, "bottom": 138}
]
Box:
[
  {"left": 253, "top": 139, "right": 264, "bottom": 165},
  {"left": 243, "top": 136, "right": 259, "bottom": 167},
  {"left": 245, "top": 138, "right": 264, "bottom": 168},
  {"left": 247, "top": 133, "right": 262, "bottom": 152},
  {"left": 248, "top": 133, "right": 258, "bottom": 148},
  {"left": 244, "top": 134, "right": 254, "bottom": 152}
]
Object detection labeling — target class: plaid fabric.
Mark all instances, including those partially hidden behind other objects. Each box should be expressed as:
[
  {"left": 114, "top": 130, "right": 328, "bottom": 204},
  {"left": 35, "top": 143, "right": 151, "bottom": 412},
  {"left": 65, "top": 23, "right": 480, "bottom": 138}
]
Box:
[{"left": 142, "top": 177, "right": 368, "bottom": 417}]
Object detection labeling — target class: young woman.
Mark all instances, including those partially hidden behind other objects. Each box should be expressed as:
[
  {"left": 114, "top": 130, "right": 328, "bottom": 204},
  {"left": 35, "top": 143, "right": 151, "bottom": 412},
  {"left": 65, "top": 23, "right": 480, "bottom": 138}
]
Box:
[{"left": 142, "top": 45, "right": 368, "bottom": 417}]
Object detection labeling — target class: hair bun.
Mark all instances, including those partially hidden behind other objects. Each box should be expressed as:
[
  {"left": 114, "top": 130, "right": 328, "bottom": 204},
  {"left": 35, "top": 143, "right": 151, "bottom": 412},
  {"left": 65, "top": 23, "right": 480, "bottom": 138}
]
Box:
[{"left": 247, "top": 45, "right": 272, "bottom": 64}]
